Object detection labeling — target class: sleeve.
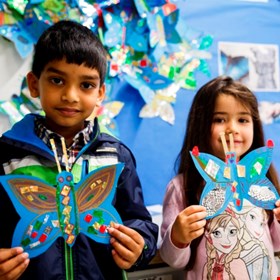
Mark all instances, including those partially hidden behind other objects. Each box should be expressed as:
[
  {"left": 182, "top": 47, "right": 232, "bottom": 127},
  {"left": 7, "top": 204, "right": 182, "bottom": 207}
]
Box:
[
  {"left": 159, "top": 177, "right": 191, "bottom": 269},
  {"left": 269, "top": 215, "right": 280, "bottom": 252},
  {"left": 114, "top": 144, "right": 158, "bottom": 269}
]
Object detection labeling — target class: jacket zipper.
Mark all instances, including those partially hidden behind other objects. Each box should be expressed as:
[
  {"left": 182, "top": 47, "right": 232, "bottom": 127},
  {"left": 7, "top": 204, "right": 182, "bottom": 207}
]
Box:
[{"left": 63, "top": 130, "right": 100, "bottom": 280}]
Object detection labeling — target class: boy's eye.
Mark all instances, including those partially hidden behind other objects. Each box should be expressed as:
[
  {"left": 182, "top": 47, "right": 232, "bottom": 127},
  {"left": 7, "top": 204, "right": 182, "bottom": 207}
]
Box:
[
  {"left": 50, "top": 77, "right": 63, "bottom": 85},
  {"left": 81, "top": 82, "right": 94, "bottom": 89}
]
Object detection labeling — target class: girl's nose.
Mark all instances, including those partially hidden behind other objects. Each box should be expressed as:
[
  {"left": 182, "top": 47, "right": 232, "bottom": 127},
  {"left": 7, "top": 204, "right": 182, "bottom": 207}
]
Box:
[{"left": 226, "top": 121, "right": 237, "bottom": 135}]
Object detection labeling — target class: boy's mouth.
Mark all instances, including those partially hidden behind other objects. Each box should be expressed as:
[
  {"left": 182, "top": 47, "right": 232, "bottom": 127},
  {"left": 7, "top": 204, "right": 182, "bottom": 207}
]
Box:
[{"left": 57, "top": 108, "right": 80, "bottom": 116}]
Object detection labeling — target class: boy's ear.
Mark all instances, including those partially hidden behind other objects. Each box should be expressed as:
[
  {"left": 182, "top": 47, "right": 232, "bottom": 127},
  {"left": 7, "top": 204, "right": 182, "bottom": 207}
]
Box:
[
  {"left": 26, "top": 71, "right": 40, "bottom": 98},
  {"left": 96, "top": 83, "right": 106, "bottom": 107}
]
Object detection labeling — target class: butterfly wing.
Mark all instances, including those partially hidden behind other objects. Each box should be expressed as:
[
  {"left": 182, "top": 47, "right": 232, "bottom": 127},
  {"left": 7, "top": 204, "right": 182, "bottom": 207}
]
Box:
[
  {"left": 0, "top": 175, "right": 61, "bottom": 258},
  {"left": 200, "top": 182, "right": 234, "bottom": 219},
  {"left": 190, "top": 149, "right": 234, "bottom": 219},
  {"left": 76, "top": 163, "right": 124, "bottom": 244},
  {"left": 238, "top": 141, "right": 279, "bottom": 209}
]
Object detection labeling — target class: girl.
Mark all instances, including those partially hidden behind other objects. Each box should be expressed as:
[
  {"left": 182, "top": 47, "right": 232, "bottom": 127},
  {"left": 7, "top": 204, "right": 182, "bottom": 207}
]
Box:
[{"left": 159, "top": 76, "right": 280, "bottom": 279}]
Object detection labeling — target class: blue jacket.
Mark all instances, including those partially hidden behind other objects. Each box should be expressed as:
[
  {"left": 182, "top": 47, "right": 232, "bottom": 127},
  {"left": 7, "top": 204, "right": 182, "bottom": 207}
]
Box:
[{"left": 0, "top": 114, "right": 158, "bottom": 280}]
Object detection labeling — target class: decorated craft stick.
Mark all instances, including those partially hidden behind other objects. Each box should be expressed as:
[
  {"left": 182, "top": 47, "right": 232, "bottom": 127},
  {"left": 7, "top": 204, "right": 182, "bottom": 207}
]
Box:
[
  {"left": 190, "top": 133, "right": 279, "bottom": 219},
  {"left": 60, "top": 137, "right": 69, "bottom": 172},
  {"left": 219, "top": 132, "right": 229, "bottom": 154},
  {"left": 229, "top": 133, "right": 234, "bottom": 152},
  {"left": 0, "top": 137, "right": 124, "bottom": 258},
  {"left": 50, "top": 138, "right": 61, "bottom": 173}
]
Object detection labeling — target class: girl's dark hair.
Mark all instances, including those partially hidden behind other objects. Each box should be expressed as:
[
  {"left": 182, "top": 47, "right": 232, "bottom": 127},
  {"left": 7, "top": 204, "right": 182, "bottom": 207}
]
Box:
[
  {"left": 175, "top": 75, "right": 280, "bottom": 269},
  {"left": 31, "top": 20, "right": 108, "bottom": 85}
]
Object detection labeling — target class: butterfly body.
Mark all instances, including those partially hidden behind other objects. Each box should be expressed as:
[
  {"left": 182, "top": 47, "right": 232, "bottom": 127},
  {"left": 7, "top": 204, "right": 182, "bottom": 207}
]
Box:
[
  {"left": 56, "top": 171, "right": 79, "bottom": 246},
  {"left": 0, "top": 163, "right": 124, "bottom": 258},
  {"left": 190, "top": 140, "right": 279, "bottom": 219}
]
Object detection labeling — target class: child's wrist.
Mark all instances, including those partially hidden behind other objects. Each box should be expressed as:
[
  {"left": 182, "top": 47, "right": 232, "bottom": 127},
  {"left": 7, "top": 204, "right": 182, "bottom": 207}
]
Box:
[{"left": 173, "top": 240, "right": 189, "bottom": 248}]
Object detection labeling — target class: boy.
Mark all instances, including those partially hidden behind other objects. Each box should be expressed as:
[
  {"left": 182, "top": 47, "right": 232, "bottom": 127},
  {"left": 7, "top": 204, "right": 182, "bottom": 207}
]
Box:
[{"left": 0, "top": 20, "right": 158, "bottom": 279}]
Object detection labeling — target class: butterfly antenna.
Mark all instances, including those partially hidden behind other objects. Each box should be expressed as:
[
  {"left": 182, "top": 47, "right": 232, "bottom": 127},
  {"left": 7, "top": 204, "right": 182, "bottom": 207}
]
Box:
[
  {"left": 50, "top": 138, "right": 62, "bottom": 173},
  {"left": 219, "top": 132, "right": 229, "bottom": 156},
  {"left": 61, "top": 137, "right": 70, "bottom": 172}
]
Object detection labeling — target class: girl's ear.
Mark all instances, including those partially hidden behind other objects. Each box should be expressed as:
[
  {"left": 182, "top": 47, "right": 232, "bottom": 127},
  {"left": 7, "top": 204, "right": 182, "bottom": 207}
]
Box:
[
  {"left": 26, "top": 71, "right": 40, "bottom": 98},
  {"left": 96, "top": 83, "right": 106, "bottom": 107}
]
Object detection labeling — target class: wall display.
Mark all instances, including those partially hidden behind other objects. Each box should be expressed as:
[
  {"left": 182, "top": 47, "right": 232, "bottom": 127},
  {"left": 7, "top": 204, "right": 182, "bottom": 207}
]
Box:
[
  {"left": 259, "top": 101, "right": 280, "bottom": 124},
  {"left": 218, "top": 42, "right": 280, "bottom": 91},
  {"left": 0, "top": 0, "right": 213, "bottom": 125}
]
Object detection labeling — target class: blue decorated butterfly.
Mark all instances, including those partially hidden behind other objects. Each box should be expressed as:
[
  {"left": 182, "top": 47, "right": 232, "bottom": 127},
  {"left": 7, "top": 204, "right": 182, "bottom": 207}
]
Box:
[
  {"left": 0, "top": 162, "right": 124, "bottom": 258},
  {"left": 190, "top": 134, "right": 279, "bottom": 219}
]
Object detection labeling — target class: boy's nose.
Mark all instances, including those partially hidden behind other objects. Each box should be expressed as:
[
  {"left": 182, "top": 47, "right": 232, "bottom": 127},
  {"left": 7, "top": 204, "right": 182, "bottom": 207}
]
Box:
[{"left": 61, "top": 87, "right": 79, "bottom": 102}]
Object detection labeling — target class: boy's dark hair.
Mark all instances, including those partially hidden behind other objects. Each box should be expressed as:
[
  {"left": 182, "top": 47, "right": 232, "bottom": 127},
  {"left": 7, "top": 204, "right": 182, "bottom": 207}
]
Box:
[
  {"left": 175, "top": 75, "right": 280, "bottom": 270},
  {"left": 31, "top": 20, "right": 108, "bottom": 85}
]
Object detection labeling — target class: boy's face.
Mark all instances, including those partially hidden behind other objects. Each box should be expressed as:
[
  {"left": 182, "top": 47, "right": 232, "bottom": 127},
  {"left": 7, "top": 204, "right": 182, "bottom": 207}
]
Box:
[{"left": 27, "top": 59, "right": 105, "bottom": 140}]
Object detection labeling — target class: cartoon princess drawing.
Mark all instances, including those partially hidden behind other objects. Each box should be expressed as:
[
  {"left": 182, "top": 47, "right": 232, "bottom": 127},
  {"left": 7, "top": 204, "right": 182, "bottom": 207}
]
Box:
[
  {"left": 237, "top": 201, "right": 271, "bottom": 279},
  {"left": 203, "top": 212, "right": 250, "bottom": 280}
]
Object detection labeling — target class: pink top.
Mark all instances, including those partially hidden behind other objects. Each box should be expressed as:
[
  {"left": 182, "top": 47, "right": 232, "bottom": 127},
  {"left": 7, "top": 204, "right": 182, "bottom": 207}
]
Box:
[{"left": 159, "top": 174, "right": 280, "bottom": 280}]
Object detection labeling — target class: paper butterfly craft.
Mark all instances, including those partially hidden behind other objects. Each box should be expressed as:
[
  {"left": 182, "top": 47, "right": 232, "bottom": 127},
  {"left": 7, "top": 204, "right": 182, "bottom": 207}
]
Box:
[
  {"left": 0, "top": 163, "right": 124, "bottom": 258},
  {"left": 190, "top": 135, "right": 279, "bottom": 219}
]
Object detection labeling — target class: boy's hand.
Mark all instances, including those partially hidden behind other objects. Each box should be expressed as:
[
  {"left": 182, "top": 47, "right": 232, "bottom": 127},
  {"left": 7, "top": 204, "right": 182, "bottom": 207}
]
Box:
[
  {"left": 107, "top": 223, "right": 145, "bottom": 270},
  {"left": 171, "top": 205, "right": 207, "bottom": 248},
  {"left": 273, "top": 200, "right": 280, "bottom": 221},
  {"left": 0, "top": 247, "right": 29, "bottom": 280}
]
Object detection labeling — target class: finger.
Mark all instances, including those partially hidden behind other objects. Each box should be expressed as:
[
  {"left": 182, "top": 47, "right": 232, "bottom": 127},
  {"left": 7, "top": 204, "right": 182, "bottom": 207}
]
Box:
[
  {"left": 108, "top": 228, "right": 144, "bottom": 255},
  {"left": 111, "top": 249, "right": 132, "bottom": 270},
  {"left": 0, "top": 248, "right": 24, "bottom": 263},
  {"left": 187, "top": 227, "right": 205, "bottom": 241},
  {"left": 110, "top": 236, "right": 134, "bottom": 260},
  {"left": 188, "top": 219, "right": 207, "bottom": 232},
  {"left": 0, "top": 249, "right": 29, "bottom": 278},
  {"left": 109, "top": 223, "right": 144, "bottom": 246},
  {"left": 1, "top": 258, "right": 30, "bottom": 280},
  {"left": 183, "top": 205, "right": 206, "bottom": 216}
]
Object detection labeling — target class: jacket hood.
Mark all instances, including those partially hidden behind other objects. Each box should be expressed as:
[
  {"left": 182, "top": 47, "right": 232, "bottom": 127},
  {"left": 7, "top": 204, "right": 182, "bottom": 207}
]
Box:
[{"left": 2, "top": 114, "right": 51, "bottom": 155}]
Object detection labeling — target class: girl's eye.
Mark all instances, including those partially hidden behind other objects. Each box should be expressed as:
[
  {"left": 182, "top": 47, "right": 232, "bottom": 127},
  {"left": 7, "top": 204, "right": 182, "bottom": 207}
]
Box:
[
  {"left": 50, "top": 77, "right": 63, "bottom": 85},
  {"left": 239, "top": 118, "right": 250, "bottom": 123},
  {"left": 213, "top": 117, "right": 225, "bottom": 123}
]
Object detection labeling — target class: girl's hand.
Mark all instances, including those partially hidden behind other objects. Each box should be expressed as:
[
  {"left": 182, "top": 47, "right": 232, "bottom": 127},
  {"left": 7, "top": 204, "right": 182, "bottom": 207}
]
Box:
[
  {"left": 107, "top": 223, "right": 145, "bottom": 270},
  {"left": 171, "top": 205, "right": 207, "bottom": 248},
  {"left": 273, "top": 200, "right": 280, "bottom": 221},
  {"left": 0, "top": 247, "right": 29, "bottom": 280}
]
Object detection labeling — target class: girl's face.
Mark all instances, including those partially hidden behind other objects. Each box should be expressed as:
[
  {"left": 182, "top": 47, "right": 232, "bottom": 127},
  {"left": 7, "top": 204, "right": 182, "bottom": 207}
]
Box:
[
  {"left": 210, "top": 94, "right": 254, "bottom": 160},
  {"left": 27, "top": 59, "right": 105, "bottom": 142}
]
